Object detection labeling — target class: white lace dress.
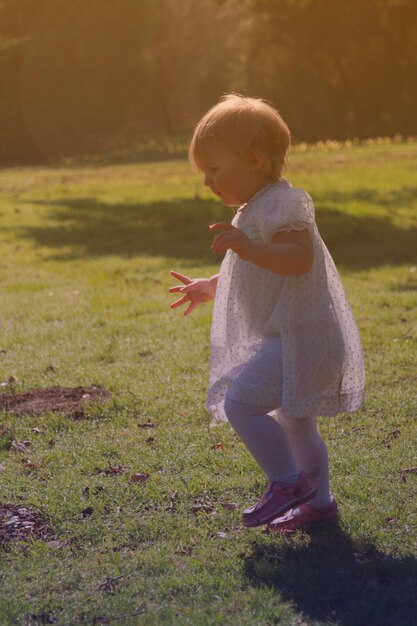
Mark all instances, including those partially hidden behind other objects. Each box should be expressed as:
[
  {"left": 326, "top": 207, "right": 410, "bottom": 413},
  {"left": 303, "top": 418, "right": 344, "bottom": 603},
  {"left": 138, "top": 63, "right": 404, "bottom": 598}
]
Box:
[{"left": 207, "top": 179, "right": 365, "bottom": 422}]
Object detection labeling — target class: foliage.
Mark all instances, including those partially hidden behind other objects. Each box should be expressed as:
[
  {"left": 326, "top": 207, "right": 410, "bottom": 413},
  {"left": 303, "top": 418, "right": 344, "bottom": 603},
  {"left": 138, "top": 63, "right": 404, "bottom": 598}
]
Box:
[
  {"left": 0, "top": 0, "right": 244, "bottom": 164},
  {"left": 247, "top": 0, "right": 417, "bottom": 140},
  {"left": 0, "top": 0, "right": 416, "bottom": 164}
]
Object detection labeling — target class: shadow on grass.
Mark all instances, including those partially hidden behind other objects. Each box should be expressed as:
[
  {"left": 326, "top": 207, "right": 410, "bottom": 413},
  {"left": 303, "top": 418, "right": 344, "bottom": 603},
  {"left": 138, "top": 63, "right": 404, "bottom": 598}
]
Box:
[
  {"left": 19, "top": 194, "right": 417, "bottom": 270},
  {"left": 243, "top": 525, "right": 417, "bottom": 626},
  {"left": 315, "top": 185, "right": 417, "bottom": 209},
  {"left": 20, "top": 197, "right": 229, "bottom": 265}
]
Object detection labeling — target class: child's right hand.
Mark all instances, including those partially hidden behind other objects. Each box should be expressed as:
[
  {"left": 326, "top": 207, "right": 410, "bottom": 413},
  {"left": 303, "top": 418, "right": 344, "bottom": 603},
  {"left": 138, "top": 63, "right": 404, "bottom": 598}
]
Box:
[{"left": 169, "top": 271, "right": 216, "bottom": 316}]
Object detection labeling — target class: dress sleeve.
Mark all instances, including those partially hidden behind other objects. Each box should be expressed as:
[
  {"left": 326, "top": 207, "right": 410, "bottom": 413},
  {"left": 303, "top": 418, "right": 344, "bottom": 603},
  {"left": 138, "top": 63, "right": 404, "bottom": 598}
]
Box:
[{"left": 257, "top": 190, "right": 315, "bottom": 242}]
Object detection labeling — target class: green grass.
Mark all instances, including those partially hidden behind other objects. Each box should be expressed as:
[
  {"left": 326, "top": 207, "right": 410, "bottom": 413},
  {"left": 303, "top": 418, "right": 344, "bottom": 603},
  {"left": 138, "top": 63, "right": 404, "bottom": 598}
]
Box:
[{"left": 0, "top": 140, "right": 416, "bottom": 625}]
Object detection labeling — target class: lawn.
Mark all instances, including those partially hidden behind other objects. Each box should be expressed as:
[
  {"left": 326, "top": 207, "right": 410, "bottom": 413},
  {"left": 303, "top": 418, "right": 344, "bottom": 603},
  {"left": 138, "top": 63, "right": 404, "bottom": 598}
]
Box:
[{"left": 0, "top": 139, "right": 416, "bottom": 625}]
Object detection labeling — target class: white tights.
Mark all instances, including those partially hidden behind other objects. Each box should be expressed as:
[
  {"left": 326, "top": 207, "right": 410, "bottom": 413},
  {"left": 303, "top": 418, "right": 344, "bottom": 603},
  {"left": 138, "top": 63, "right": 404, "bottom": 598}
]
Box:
[{"left": 223, "top": 397, "right": 331, "bottom": 509}]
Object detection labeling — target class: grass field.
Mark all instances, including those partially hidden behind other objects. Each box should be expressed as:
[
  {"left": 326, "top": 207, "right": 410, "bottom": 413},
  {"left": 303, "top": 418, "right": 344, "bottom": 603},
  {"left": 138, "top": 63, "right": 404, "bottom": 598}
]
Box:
[{"left": 0, "top": 140, "right": 416, "bottom": 625}]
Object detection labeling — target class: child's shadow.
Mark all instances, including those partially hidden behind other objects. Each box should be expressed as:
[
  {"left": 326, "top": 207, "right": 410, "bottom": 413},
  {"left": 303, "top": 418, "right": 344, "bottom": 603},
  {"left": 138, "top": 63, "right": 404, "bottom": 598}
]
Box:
[{"left": 243, "top": 524, "right": 417, "bottom": 626}]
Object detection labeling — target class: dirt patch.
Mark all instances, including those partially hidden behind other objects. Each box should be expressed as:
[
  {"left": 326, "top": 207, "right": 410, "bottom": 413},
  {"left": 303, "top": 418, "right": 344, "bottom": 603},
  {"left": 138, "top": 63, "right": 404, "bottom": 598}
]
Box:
[
  {"left": 0, "top": 503, "right": 53, "bottom": 545},
  {"left": 0, "top": 385, "right": 110, "bottom": 418}
]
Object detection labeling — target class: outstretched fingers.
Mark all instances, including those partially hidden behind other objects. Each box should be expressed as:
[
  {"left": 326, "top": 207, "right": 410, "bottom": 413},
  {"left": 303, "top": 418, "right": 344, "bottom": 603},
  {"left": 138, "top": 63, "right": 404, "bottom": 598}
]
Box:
[
  {"left": 169, "top": 282, "right": 201, "bottom": 294},
  {"left": 184, "top": 301, "right": 196, "bottom": 316},
  {"left": 170, "top": 295, "right": 190, "bottom": 309},
  {"left": 170, "top": 271, "right": 191, "bottom": 285},
  {"left": 176, "top": 282, "right": 202, "bottom": 293}
]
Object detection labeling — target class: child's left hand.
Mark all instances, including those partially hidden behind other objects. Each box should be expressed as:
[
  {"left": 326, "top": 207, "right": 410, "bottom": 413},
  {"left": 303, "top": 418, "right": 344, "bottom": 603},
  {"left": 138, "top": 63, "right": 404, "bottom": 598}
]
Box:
[{"left": 210, "top": 223, "right": 253, "bottom": 259}]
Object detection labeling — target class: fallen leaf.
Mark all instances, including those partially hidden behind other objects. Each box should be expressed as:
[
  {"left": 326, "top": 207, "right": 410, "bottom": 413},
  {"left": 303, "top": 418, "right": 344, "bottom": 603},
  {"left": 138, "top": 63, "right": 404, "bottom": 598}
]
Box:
[
  {"left": 12, "top": 439, "right": 29, "bottom": 453},
  {"left": 102, "top": 463, "right": 124, "bottom": 475},
  {"left": 137, "top": 421, "right": 157, "bottom": 428},
  {"left": 130, "top": 472, "right": 150, "bottom": 484},
  {"left": 210, "top": 442, "right": 226, "bottom": 451},
  {"left": 191, "top": 503, "right": 216, "bottom": 515},
  {"left": 144, "top": 503, "right": 161, "bottom": 512},
  {"left": 21, "top": 460, "right": 40, "bottom": 471},
  {"left": 191, "top": 493, "right": 219, "bottom": 516},
  {"left": 96, "top": 575, "right": 124, "bottom": 593},
  {"left": 146, "top": 436, "right": 155, "bottom": 445},
  {"left": 164, "top": 491, "right": 178, "bottom": 511},
  {"left": 48, "top": 439, "right": 55, "bottom": 447},
  {"left": 81, "top": 506, "right": 94, "bottom": 517},
  {"left": 218, "top": 502, "right": 238, "bottom": 511}
]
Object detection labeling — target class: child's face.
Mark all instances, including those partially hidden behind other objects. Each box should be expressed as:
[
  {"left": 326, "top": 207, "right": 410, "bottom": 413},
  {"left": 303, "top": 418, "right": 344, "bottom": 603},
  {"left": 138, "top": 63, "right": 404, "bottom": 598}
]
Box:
[{"left": 200, "top": 142, "right": 270, "bottom": 207}]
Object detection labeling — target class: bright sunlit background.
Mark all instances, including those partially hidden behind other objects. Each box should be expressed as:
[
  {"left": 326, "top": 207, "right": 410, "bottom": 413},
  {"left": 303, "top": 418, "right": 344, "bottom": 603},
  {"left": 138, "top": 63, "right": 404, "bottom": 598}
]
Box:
[{"left": 1, "top": 0, "right": 417, "bottom": 165}]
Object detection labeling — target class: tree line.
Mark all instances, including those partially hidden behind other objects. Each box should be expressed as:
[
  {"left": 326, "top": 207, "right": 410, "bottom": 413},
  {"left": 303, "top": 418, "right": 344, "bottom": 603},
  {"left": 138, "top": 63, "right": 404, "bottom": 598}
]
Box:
[{"left": 0, "top": 0, "right": 416, "bottom": 165}]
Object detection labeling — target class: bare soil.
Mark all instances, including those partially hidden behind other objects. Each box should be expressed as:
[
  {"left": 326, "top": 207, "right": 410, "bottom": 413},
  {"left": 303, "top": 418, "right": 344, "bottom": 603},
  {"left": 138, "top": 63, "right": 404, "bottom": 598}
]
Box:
[
  {"left": 0, "top": 385, "right": 111, "bottom": 418},
  {"left": 0, "top": 503, "right": 53, "bottom": 545}
]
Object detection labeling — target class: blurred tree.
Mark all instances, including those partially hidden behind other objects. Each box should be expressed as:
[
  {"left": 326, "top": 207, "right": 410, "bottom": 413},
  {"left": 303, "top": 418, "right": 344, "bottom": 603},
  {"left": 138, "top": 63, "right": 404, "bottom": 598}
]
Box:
[
  {"left": 0, "top": 0, "right": 52, "bottom": 163},
  {"left": 18, "top": 0, "right": 155, "bottom": 160},
  {"left": 0, "top": 0, "right": 416, "bottom": 164},
  {"left": 0, "top": 0, "right": 244, "bottom": 163},
  {"left": 246, "top": 0, "right": 417, "bottom": 140},
  {"left": 138, "top": 0, "right": 244, "bottom": 135}
]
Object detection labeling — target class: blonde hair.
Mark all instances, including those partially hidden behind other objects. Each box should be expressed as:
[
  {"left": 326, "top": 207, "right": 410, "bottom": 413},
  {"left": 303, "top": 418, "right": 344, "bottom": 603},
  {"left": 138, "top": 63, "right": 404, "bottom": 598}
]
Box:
[{"left": 189, "top": 94, "right": 291, "bottom": 181}]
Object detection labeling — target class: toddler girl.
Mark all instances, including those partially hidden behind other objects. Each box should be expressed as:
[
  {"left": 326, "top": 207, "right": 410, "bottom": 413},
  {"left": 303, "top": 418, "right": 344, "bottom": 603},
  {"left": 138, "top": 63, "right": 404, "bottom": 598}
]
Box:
[{"left": 169, "top": 95, "right": 365, "bottom": 532}]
